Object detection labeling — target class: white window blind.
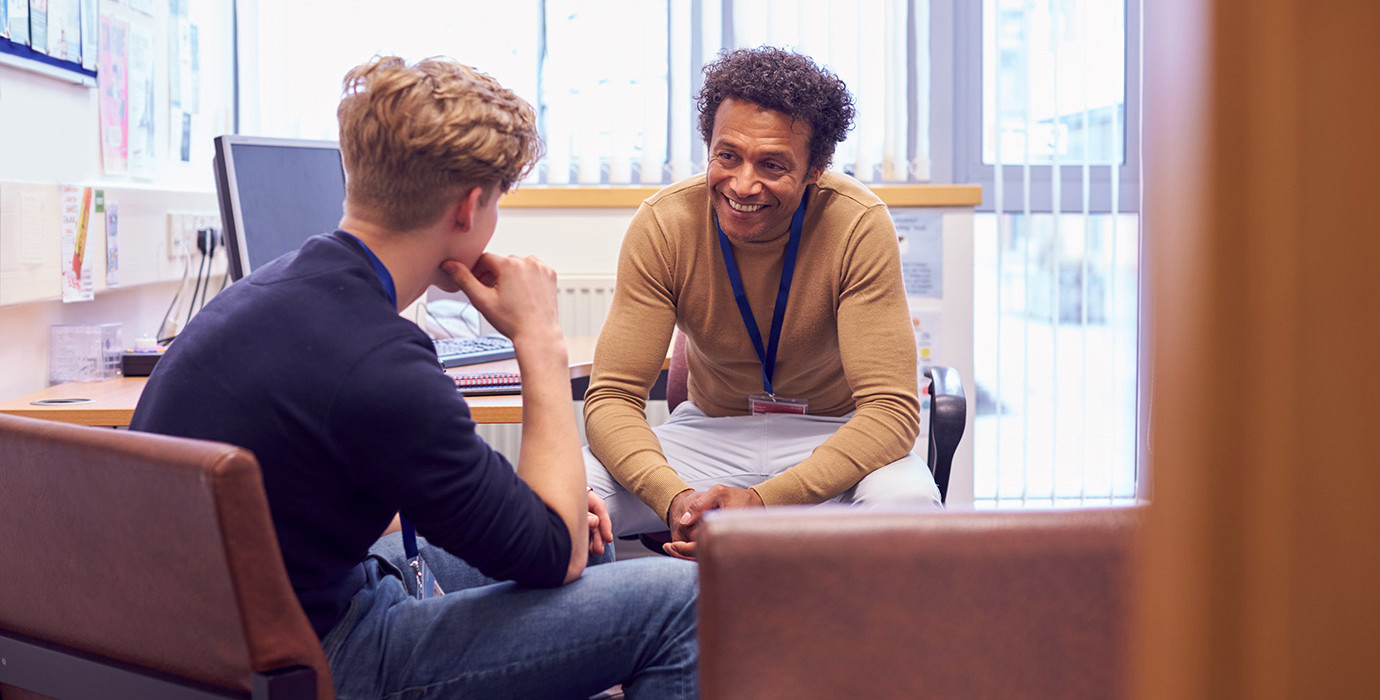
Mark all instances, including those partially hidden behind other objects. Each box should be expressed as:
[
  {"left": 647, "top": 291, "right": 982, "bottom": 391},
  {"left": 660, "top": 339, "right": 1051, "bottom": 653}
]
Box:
[
  {"left": 966, "top": 0, "right": 1141, "bottom": 508},
  {"left": 240, "top": 0, "right": 931, "bottom": 185}
]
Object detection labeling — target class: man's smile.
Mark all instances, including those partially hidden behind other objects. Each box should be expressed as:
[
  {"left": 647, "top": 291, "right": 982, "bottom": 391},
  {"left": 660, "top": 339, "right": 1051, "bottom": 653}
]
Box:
[{"left": 723, "top": 196, "right": 767, "bottom": 214}]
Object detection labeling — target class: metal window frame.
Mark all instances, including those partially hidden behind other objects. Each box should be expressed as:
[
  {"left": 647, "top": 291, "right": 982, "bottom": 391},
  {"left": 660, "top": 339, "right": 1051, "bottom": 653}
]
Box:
[{"left": 943, "top": 0, "right": 1141, "bottom": 213}]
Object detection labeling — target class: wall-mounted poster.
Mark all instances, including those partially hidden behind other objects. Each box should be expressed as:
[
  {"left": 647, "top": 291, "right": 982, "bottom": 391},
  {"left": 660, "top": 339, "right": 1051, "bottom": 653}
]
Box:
[
  {"left": 98, "top": 14, "right": 129, "bottom": 175},
  {"left": 6, "top": 1, "right": 28, "bottom": 45},
  {"left": 29, "top": 0, "right": 48, "bottom": 54},
  {"left": 894, "top": 208, "right": 944, "bottom": 299}
]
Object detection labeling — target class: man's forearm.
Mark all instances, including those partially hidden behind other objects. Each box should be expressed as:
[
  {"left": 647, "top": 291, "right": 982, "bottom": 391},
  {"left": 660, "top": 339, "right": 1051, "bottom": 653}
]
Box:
[{"left": 512, "top": 332, "right": 587, "bottom": 582}]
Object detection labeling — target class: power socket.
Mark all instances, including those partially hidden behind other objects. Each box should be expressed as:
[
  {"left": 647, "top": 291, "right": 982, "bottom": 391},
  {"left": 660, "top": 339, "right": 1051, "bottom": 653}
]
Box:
[
  {"left": 193, "top": 214, "right": 222, "bottom": 254},
  {"left": 167, "top": 212, "right": 193, "bottom": 258},
  {"left": 167, "top": 212, "right": 222, "bottom": 258}
]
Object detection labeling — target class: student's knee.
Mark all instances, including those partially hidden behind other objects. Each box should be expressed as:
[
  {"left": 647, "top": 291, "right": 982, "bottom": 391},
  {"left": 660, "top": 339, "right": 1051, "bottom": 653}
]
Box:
[{"left": 623, "top": 558, "right": 698, "bottom": 627}]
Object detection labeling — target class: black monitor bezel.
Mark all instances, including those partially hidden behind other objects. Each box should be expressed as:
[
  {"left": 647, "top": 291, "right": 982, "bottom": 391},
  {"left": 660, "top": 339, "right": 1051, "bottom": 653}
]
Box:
[{"left": 212, "top": 135, "right": 345, "bottom": 281}]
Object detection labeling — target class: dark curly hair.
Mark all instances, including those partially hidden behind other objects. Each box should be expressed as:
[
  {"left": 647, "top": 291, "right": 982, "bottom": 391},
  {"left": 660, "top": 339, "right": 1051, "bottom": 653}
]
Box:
[{"left": 696, "top": 47, "right": 855, "bottom": 174}]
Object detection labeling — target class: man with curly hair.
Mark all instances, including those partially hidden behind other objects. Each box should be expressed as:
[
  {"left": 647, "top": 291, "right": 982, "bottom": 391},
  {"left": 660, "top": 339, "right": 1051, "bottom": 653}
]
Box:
[
  {"left": 133, "top": 55, "right": 697, "bottom": 699},
  {"left": 584, "top": 46, "right": 943, "bottom": 559}
]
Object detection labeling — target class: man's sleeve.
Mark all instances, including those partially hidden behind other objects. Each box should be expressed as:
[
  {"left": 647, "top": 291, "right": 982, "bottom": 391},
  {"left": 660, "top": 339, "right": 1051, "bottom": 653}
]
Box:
[
  {"left": 333, "top": 340, "right": 572, "bottom": 588},
  {"left": 583, "top": 204, "right": 688, "bottom": 523},
  {"left": 751, "top": 204, "right": 922, "bottom": 505}
]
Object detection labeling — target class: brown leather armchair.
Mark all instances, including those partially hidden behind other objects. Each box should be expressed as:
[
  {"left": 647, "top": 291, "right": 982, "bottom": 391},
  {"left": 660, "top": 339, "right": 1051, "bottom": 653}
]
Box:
[
  {"left": 0, "top": 413, "right": 331, "bottom": 700},
  {"left": 697, "top": 505, "right": 1142, "bottom": 700}
]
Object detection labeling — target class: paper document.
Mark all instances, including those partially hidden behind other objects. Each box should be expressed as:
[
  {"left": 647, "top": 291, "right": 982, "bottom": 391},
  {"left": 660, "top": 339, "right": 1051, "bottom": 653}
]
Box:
[{"left": 894, "top": 209, "right": 944, "bottom": 299}]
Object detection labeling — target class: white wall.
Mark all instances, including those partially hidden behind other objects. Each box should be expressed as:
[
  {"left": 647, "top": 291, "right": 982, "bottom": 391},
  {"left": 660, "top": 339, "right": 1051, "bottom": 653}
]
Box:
[
  {"left": 487, "top": 208, "right": 634, "bottom": 274},
  {"left": 0, "top": 0, "right": 232, "bottom": 399}
]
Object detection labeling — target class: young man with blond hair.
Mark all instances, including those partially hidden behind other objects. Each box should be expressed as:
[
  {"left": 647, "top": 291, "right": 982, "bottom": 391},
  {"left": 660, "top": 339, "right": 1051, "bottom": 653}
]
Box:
[{"left": 133, "top": 55, "right": 697, "bottom": 699}]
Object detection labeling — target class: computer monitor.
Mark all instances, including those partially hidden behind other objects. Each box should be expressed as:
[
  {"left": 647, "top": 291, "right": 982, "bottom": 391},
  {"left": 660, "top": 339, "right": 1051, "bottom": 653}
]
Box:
[{"left": 212, "top": 135, "right": 347, "bottom": 281}]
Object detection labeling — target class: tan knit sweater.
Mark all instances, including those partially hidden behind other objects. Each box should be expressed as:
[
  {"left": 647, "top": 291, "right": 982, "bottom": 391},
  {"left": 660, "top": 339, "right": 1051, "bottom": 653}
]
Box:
[{"left": 583, "top": 172, "right": 920, "bottom": 521}]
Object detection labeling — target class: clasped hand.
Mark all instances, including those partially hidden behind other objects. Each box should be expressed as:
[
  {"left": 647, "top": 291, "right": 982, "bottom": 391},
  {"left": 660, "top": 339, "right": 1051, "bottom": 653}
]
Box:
[
  {"left": 586, "top": 489, "right": 614, "bottom": 557},
  {"left": 663, "top": 484, "right": 764, "bottom": 560}
]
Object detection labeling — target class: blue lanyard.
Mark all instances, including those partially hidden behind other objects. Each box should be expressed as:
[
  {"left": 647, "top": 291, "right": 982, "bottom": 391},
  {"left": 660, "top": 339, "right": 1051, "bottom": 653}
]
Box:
[
  {"left": 340, "top": 230, "right": 397, "bottom": 308},
  {"left": 715, "top": 190, "right": 809, "bottom": 396},
  {"left": 340, "top": 230, "right": 420, "bottom": 557}
]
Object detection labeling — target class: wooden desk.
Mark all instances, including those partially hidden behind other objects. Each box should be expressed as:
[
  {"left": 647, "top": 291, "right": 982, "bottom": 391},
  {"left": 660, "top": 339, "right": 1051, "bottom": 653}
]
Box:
[{"left": 0, "top": 337, "right": 636, "bottom": 428}]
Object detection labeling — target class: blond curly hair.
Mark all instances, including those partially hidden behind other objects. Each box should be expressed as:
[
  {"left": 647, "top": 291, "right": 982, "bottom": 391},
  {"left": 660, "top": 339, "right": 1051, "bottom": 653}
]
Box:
[{"left": 337, "top": 55, "right": 543, "bottom": 231}]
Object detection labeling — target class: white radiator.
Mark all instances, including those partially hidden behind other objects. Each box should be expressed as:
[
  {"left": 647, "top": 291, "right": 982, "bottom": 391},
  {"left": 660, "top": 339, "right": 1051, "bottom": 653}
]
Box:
[{"left": 477, "top": 274, "right": 671, "bottom": 461}]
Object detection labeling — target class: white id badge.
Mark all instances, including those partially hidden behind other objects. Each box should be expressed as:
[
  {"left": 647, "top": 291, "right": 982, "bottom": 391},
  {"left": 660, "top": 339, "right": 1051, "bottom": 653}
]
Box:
[
  {"left": 749, "top": 393, "right": 808, "bottom": 415},
  {"left": 407, "top": 553, "right": 445, "bottom": 599}
]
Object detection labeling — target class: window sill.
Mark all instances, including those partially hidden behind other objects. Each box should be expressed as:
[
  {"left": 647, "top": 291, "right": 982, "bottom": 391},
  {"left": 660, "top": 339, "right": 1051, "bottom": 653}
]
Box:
[{"left": 500, "top": 184, "right": 982, "bottom": 209}]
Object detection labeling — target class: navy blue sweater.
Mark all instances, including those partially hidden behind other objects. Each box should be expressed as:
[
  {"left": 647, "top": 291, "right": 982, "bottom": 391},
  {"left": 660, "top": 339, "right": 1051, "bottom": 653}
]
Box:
[{"left": 131, "top": 231, "right": 570, "bottom": 637}]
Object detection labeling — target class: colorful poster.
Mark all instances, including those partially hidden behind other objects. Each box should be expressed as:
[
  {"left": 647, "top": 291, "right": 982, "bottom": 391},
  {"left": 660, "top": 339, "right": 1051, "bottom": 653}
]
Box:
[
  {"left": 98, "top": 14, "right": 129, "bottom": 175},
  {"left": 908, "top": 308, "right": 943, "bottom": 454},
  {"left": 909, "top": 309, "right": 943, "bottom": 370},
  {"left": 60, "top": 185, "right": 94, "bottom": 303}
]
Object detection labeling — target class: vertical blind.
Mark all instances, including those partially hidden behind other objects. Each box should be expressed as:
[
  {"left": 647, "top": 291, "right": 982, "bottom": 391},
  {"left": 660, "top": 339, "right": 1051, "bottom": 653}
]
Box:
[
  {"left": 243, "top": 0, "right": 930, "bottom": 186},
  {"left": 973, "top": 0, "right": 1139, "bottom": 507},
  {"left": 543, "top": 0, "right": 929, "bottom": 184}
]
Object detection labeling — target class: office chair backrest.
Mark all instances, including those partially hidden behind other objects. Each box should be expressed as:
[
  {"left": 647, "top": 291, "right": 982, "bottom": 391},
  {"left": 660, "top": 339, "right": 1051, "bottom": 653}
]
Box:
[
  {"left": 923, "top": 365, "right": 966, "bottom": 502},
  {"left": 665, "top": 332, "right": 966, "bottom": 503},
  {"left": 0, "top": 413, "right": 332, "bottom": 700}
]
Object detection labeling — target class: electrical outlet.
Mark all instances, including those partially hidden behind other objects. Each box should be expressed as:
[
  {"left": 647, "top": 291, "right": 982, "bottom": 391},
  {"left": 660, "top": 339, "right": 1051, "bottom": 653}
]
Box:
[
  {"left": 167, "top": 212, "right": 192, "bottom": 258},
  {"left": 166, "top": 213, "right": 179, "bottom": 258},
  {"left": 194, "top": 213, "right": 221, "bottom": 249}
]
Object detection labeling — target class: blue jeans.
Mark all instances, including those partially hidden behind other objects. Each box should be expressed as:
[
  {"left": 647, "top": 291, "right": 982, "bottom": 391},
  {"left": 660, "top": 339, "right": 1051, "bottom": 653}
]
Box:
[{"left": 321, "top": 533, "right": 699, "bottom": 699}]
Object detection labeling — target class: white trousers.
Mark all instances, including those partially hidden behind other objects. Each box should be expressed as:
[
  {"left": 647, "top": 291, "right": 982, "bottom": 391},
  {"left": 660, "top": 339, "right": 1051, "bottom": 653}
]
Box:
[{"left": 584, "top": 401, "right": 944, "bottom": 537}]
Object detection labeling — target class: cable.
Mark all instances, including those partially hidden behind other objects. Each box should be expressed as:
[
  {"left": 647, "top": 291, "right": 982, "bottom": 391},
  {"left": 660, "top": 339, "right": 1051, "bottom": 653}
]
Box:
[
  {"left": 197, "top": 240, "right": 216, "bottom": 312},
  {"left": 183, "top": 227, "right": 221, "bottom": 329},
  {"left": 156, "top": 235, "right": 193, "bottom": 343},
  {"left": 424, "top": 302, "right": 456, "bottom": 339},
  {"left": 424, "top": 297, "right": 484, "bottom": 338},
  {"left": 184, "top": 245, "right": 208, "bottom": 331}
]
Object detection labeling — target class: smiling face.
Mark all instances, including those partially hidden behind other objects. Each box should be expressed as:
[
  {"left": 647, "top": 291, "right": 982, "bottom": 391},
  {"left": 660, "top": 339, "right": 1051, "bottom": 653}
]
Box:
[{"left": 707, "top": 98, "right": 822, "bottom": 243}]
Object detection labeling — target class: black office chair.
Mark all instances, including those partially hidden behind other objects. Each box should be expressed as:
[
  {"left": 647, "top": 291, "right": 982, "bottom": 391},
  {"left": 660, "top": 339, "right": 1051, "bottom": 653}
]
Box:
[
  {"left": 923, "top": 364, "right": 966, "bottom": 503},
  {"left": 631, "top": 332, "right": 967, "bottom": 554}
]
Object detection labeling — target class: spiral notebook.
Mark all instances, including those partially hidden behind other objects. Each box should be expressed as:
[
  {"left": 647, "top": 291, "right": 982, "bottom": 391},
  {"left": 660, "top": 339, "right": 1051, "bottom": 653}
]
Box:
[{"left": 454, "top": 371, "right": 522, "bottom": 396}]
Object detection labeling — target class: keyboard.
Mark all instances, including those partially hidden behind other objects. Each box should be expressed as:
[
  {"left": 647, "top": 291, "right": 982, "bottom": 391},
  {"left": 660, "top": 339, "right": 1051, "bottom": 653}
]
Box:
[{"left": 433, "top": 334, "right": 516, "bottom": 368}]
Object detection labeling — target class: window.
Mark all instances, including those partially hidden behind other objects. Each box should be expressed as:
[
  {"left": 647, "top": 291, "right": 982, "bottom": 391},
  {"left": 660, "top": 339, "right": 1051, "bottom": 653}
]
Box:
[
  {"left": 238, "top": 0, "right": 931, "bottom": 184},
  {"left": 237, "top": 0, "right": 1143, "bottom": 507},
  {"left": 953, "top": 0, "right": 1142, "bottom": 507}
]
